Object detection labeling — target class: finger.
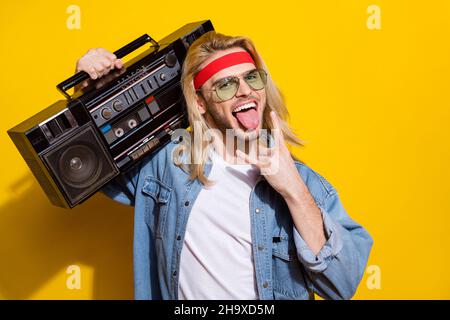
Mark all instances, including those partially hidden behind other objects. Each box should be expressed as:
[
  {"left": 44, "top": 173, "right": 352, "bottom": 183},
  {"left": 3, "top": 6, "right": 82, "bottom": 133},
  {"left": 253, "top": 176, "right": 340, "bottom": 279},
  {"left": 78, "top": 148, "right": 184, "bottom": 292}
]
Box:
[
  {"left": 270, "top": 110, "right": 281, "bottom": 129},
  {"left": 114, "top": 58, "right": 124, "bottom": 69},
  {"left": 99, "top": 57, "right": 114, "bottom": 72},
  {"left": 94, "top": 47, "right": 109, "bottom": 56},
  {"left": 257, "top": 145, "right": 273, "bottom": 157},
  {"left": 92, "top": 61, "right": 108, "bottom": 77},
  {"left": 76, "top": 60, "right": 96, "bottom": 79},
  {"left": 270, "top": 111, "right": 285, "bottom": 148},
  {"left": 96, "top": 47, "right": 111, "bottom": 57},
  {"left": 84, "top": 66, "right": 99, "bottom": 80},
  {"left": 100, "top": 50, "right": 117, "bottom": 65},
  {"left": 270, "top": 111, "right": 280, "bottom": 147},
  {"left": 106, "top": 52, "right": 117, "bottom": 63},
  {"left": 117, "top": 66, "right": 126, "bottom": 75},
  {"left": 236, "top": 149, "right": 259, "bottom": 166}
]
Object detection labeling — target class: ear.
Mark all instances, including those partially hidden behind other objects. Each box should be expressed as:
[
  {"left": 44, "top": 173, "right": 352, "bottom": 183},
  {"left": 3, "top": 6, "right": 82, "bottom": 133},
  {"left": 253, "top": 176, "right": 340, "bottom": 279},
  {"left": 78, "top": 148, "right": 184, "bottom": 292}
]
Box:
[{"left": 195, "top": 92, "right": 207, "bottom": 115}]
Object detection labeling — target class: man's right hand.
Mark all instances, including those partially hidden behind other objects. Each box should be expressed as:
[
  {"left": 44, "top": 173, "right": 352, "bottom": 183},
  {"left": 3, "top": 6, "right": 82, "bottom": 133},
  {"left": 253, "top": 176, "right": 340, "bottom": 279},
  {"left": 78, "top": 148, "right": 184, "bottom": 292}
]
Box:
[{"left": 75, "top": 48, "right": 124, "bottom": 90}]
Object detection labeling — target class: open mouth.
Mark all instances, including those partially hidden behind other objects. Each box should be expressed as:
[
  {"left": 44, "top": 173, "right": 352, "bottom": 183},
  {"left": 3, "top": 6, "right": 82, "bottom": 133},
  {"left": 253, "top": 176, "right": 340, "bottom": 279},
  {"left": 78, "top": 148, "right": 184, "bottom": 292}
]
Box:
[{"left": 231, "top": 101, "right": 260, "bottom": 130}]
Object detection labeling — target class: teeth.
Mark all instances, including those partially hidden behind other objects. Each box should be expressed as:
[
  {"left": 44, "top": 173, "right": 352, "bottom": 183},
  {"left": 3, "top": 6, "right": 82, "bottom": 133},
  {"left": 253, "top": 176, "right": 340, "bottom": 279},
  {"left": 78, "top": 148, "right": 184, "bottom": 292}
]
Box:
[{"left": 232, "top": 102, "right": 256, "bottom": 113}]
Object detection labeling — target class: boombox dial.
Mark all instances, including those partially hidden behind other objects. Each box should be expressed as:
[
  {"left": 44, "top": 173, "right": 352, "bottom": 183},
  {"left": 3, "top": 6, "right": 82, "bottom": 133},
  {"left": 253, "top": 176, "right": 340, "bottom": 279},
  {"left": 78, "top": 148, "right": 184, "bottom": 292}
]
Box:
[
  {"left": 164, "top": 53, "right": 177, "bottom": 68},
  {"left": 112, "top": 100, "right": 123, "bottom": 112},
  {"left": 101, "top": 107, "right": 113, "bottom": 119}
]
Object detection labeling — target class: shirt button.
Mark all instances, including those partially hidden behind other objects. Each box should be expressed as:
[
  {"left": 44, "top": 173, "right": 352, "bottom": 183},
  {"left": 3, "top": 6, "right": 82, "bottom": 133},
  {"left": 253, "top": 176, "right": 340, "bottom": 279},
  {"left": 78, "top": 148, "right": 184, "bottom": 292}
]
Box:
[
  {"left": 255, "top": 208, "right": 260, "bottom": 213},
  {"left": 258, "top": 245, "right": 264, "bottom": 251},
  {"left": 184, "top": 201, "right": 190, "bottom": 206},
  {"left": 263, "top": 281, "right": 269, "bottom": 288},
  {"left": 173, "top": 136, "right": 183, "bottom": 144},
  {"left": 176, "top": 235, "right": 181, "bottom": 241},
  {"left": 172, "top": 271, "right": 177, "bottom": 277}
]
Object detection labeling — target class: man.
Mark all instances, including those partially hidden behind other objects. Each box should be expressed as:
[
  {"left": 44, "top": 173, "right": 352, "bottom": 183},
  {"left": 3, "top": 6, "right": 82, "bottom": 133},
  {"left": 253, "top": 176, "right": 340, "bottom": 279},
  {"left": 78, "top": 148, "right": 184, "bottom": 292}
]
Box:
[{"left": 75, "top": 31, "right": 373, "bottom": 300}]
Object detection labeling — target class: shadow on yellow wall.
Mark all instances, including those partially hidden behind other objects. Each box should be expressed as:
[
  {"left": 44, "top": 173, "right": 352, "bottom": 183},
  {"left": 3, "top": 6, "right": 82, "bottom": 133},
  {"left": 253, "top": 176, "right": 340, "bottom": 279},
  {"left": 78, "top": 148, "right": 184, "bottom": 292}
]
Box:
[{"left": 0, "top": 174, "right": 134, "bottom": 299}]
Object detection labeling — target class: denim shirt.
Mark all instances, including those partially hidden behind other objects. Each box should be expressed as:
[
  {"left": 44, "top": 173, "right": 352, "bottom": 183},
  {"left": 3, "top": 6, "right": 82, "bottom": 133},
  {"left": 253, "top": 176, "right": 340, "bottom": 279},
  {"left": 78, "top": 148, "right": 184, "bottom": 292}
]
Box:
[{"left": 102, "top": 140, "right": 373, "bottom": 300}]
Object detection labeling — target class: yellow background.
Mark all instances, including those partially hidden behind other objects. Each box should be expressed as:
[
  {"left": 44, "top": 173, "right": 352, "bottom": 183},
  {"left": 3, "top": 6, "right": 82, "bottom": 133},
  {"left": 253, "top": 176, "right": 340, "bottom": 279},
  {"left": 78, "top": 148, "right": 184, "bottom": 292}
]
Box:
[{"left": 0, "top": 0, "right": 449, "bottom": 299}]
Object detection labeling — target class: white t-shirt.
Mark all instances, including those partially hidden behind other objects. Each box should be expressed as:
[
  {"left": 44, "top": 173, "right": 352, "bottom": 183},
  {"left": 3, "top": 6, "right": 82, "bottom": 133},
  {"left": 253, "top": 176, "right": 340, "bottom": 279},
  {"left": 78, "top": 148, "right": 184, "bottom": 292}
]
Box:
[{"left": 178, "top": 151, "right": 260, "bottom": 300}]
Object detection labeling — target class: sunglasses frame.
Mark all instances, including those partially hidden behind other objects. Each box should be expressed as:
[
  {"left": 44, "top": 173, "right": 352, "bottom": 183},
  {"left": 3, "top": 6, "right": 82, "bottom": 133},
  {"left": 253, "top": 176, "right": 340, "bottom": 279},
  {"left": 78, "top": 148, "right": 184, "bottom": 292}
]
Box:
[{"left": 196, "top": 68, "right": 268, "bottom": 102}]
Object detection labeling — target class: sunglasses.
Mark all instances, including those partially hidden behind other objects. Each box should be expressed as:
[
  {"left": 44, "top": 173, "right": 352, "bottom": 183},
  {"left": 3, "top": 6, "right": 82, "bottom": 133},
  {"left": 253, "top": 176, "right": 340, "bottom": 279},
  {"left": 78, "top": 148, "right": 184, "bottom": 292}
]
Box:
[{"left": 198, "top": 68, "right": 268, "bottom": 102}]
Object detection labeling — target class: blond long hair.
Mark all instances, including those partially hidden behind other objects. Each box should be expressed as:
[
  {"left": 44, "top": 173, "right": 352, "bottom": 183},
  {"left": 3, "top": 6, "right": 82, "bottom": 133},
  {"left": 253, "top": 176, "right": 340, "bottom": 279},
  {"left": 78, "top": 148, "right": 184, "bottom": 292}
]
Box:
[{"left": 174, "top": 31, "right": 303, "bottom": 185}]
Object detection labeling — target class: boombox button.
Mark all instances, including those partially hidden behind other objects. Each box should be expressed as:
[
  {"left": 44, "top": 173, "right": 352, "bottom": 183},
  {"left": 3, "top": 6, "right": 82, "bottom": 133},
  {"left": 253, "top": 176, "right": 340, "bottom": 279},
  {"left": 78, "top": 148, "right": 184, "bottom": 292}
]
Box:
[
  {"left": 160, "top": 73, "right": 166, "bottom": 81},
  {"left": 101, "top": 107, "right": 113, "bottom": 119}
]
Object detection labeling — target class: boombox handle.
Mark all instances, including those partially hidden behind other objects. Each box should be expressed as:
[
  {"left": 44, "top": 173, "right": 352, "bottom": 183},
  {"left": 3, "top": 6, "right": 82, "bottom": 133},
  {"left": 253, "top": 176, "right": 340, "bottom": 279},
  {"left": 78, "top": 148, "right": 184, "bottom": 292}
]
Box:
[{"left": 57, "top": 34, "right": 159, "bottom": 99}]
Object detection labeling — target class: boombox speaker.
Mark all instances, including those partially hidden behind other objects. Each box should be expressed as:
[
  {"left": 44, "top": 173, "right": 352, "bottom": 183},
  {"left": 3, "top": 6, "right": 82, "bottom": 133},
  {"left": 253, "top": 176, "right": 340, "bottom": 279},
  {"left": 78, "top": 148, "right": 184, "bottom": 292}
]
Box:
[
  {"left": 41, "top": 124, "right": 117, "bottom": 205},
  {"left": 8, "top": 100, "right": 119, "bottom": 208}
]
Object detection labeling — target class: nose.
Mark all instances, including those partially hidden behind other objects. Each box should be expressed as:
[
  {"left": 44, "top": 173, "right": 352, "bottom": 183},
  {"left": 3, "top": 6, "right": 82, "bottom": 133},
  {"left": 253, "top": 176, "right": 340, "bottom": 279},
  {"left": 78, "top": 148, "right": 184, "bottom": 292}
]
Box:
[{"left": 235, "top": 78, "right": 253, "bottom": 97}]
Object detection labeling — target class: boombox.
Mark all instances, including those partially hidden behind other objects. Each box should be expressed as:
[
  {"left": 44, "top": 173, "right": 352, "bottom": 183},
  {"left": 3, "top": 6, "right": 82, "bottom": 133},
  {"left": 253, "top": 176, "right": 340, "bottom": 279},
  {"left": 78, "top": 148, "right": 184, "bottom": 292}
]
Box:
[{"left": 8, "top": 20, "right": 214, "bottom": 208}]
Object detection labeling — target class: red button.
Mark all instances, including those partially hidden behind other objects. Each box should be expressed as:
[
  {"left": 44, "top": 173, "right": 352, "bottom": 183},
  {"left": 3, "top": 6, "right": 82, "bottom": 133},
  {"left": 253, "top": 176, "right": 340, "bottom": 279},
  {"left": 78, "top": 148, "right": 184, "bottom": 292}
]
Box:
[{"left": 145, "top": 96, "right": 155, "bottom": 104}]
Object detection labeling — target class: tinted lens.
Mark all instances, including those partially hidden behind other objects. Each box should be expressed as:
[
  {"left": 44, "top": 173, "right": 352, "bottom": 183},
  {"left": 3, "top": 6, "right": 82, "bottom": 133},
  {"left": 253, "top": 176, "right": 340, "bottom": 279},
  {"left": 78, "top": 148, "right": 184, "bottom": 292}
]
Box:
[
  {"left": 244, "top": 69, "right": 267, "bottom": 90},
  {"left": 215, "top": 78, "right": 239, "bottom": 101}
]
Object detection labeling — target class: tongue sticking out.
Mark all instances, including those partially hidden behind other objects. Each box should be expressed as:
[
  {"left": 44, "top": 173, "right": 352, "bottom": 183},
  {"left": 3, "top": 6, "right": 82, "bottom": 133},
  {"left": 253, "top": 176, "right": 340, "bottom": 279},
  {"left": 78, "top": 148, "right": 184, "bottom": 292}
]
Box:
[{"left": 235, "top": 108, "right": 259, "bottom": 130}]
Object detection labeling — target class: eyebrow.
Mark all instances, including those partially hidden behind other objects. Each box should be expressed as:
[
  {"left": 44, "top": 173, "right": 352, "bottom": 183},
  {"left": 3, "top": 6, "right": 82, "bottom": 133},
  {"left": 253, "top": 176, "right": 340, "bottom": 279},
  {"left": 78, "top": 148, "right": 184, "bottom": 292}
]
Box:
[{"left": 211, "top": 68, "right": 258, "bottom": 87}]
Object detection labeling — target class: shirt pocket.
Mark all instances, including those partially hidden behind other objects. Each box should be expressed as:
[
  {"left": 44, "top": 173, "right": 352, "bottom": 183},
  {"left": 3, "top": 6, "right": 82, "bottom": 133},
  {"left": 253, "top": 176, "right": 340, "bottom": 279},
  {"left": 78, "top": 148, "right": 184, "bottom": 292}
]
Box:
[
  {"left": 141, "top": 176, "right": 172, "bottom": 239},
  {"left": 272, "top": 241, "right": 313, "bottom": 300}
]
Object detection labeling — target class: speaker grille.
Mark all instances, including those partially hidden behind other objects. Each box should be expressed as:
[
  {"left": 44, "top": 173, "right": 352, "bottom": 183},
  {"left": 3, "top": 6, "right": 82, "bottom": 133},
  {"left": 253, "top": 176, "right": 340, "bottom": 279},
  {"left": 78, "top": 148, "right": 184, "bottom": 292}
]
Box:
[{"left": 42, "top": 124, "right": 118, "bottom": 206}]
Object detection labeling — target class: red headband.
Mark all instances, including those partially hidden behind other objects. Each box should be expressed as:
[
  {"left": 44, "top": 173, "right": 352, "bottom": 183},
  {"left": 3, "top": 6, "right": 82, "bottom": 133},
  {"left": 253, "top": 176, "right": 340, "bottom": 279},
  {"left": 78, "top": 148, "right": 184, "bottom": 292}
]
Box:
[{"left": 194, "top": 51, "right": 255, "bottom": 90}]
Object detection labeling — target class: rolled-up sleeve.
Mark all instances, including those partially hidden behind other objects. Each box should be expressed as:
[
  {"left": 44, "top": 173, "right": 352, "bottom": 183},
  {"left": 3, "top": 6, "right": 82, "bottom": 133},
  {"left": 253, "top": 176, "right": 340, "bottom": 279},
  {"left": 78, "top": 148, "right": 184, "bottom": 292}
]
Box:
[
  {"left": 293, "top": 204, "right": 344, "bottom": 273},
  {"left": 291, "top": 164, "right": 373, "bottom": 299}
]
